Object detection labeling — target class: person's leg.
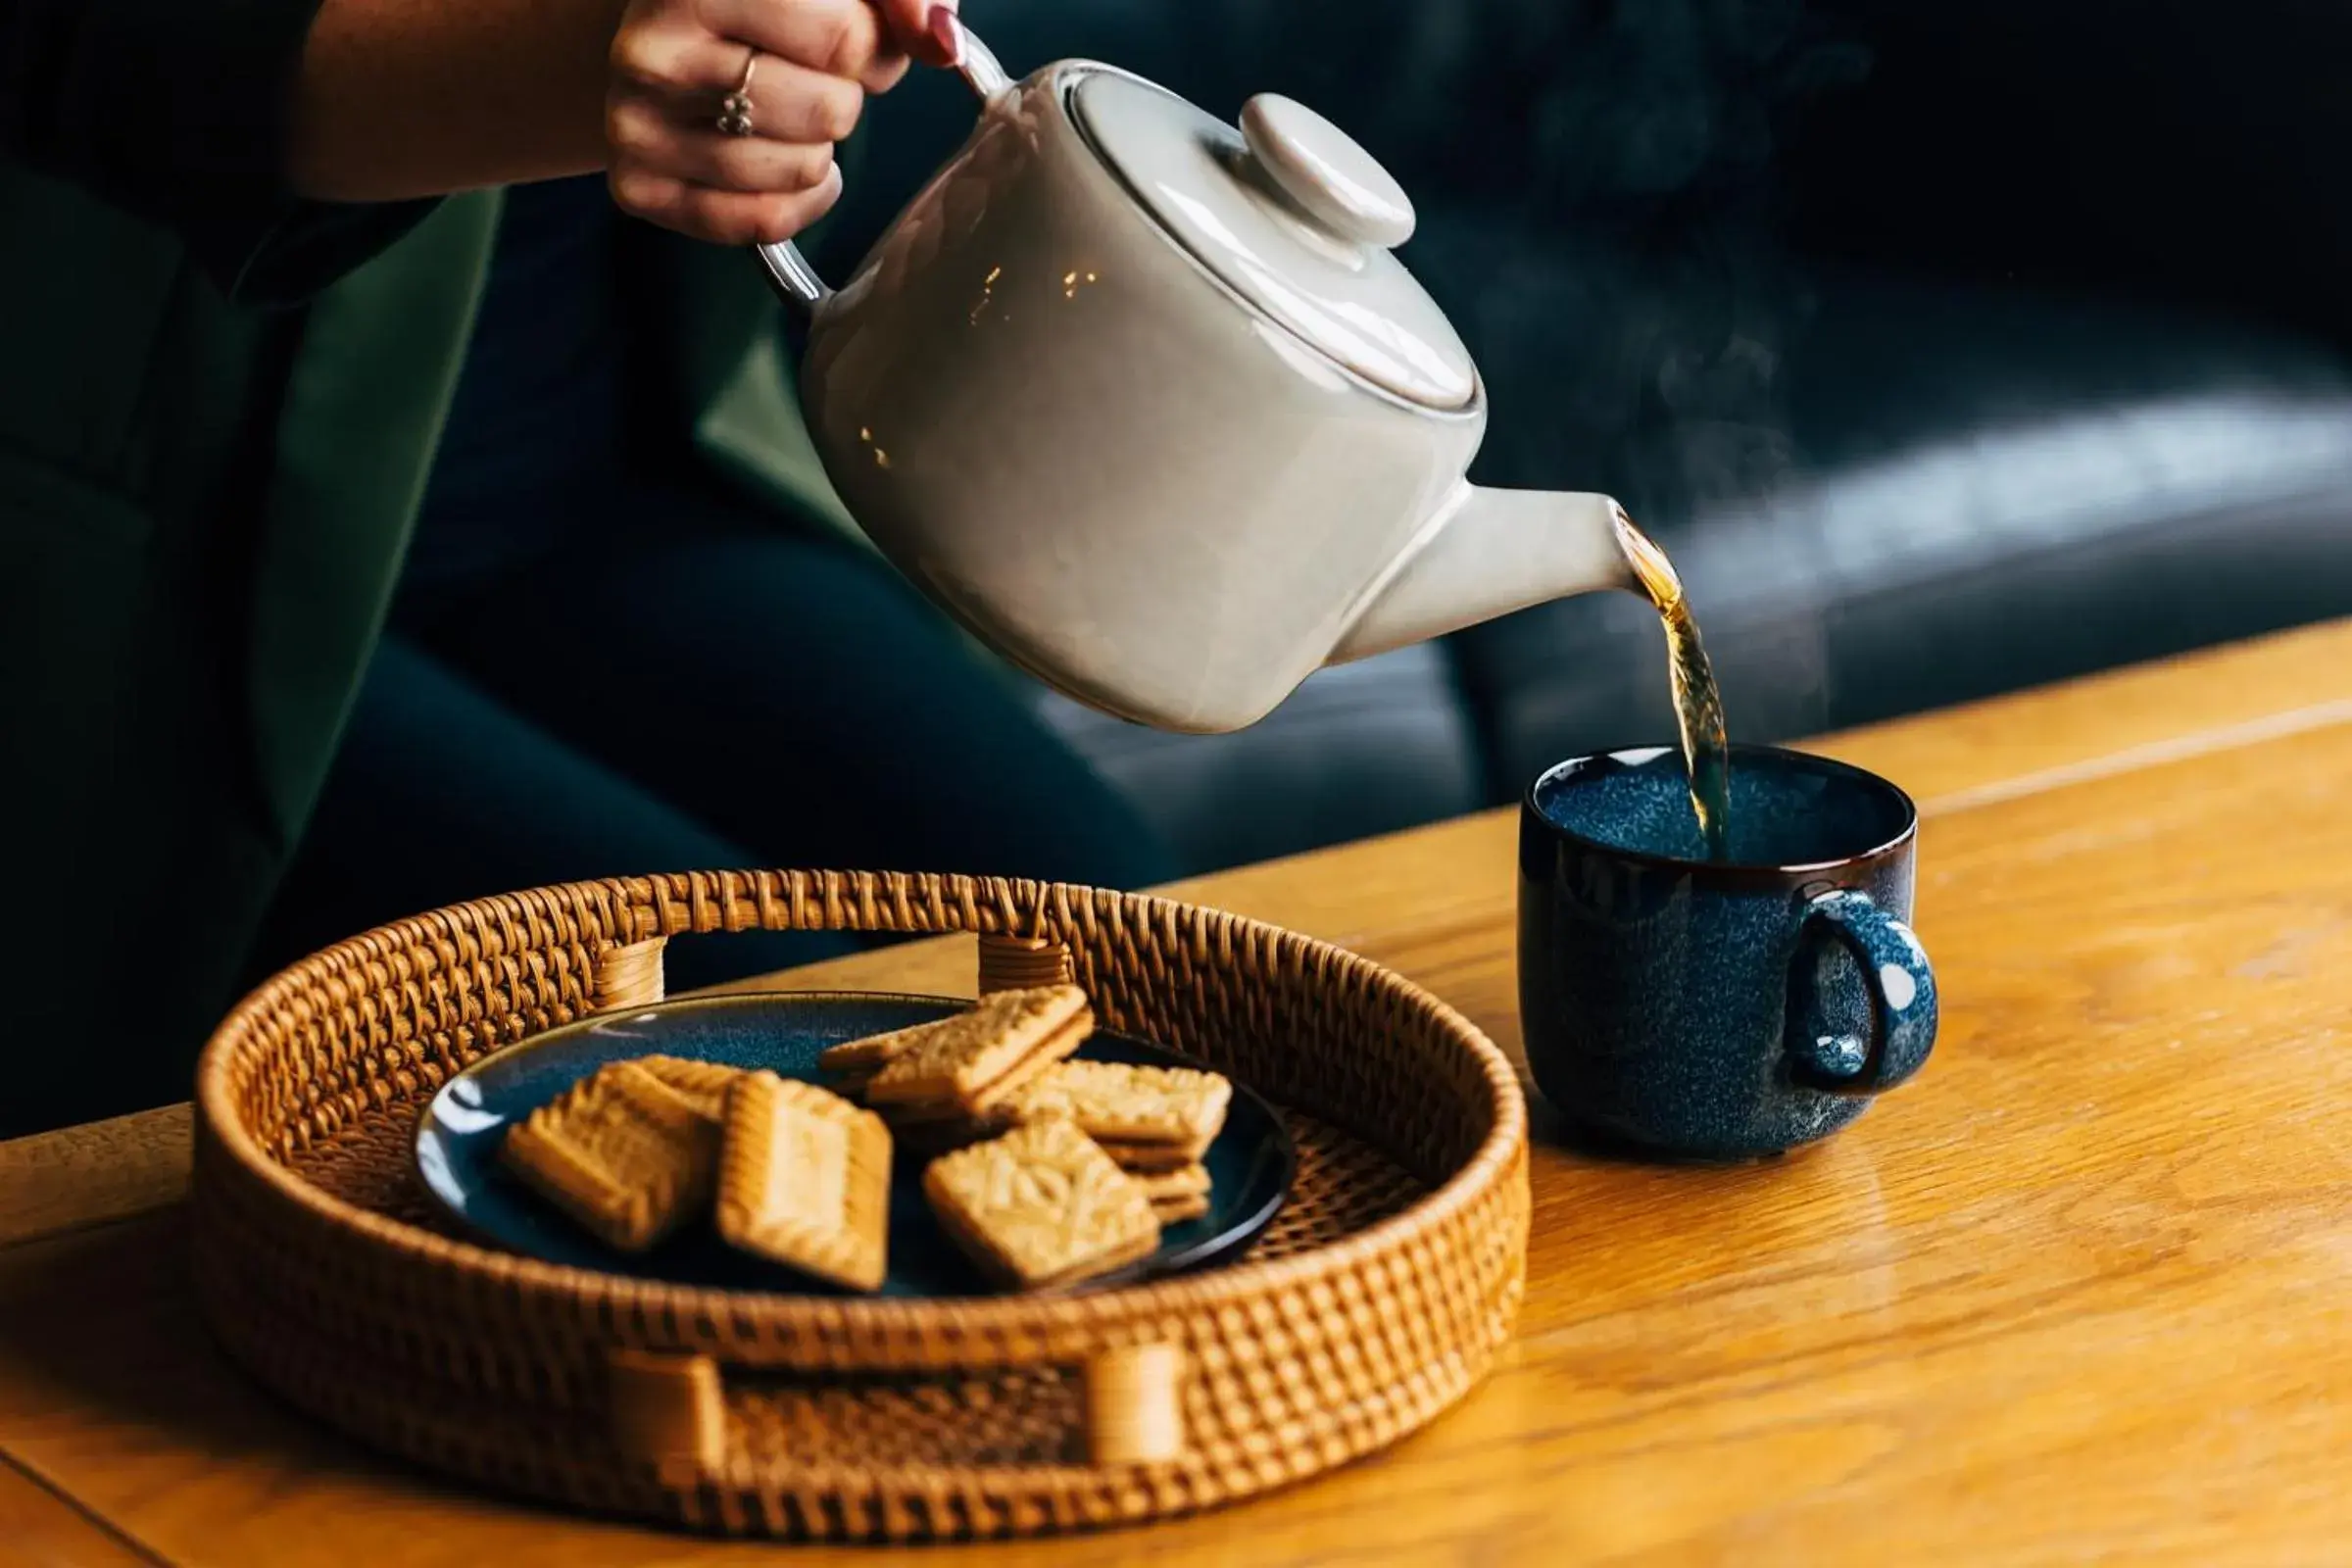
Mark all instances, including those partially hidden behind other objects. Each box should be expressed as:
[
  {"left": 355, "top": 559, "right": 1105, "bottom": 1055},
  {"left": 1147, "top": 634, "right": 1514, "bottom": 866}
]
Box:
[
  {"left": 416, "top": 484, "right": 1179, "bottom": 891},
  {"left": 251, "top": 634, "right": 857, "bottom": 992}
]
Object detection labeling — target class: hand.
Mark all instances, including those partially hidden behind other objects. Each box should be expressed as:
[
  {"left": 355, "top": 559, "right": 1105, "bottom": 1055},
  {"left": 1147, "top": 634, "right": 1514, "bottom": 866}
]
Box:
[{"left": 606, "top": 0, "right": 963, "bottom": 246}]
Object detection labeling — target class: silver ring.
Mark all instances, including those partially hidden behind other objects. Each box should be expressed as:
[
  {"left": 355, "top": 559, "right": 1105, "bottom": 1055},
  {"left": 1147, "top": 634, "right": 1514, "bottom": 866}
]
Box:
[{"left": 717, "top": 51, "right": 757, "bottom": 137}]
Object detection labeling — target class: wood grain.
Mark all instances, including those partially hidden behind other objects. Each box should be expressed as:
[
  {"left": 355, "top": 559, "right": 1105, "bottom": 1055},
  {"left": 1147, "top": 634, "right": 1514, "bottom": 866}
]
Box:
[
  {"left": 0, "top": 1106, "right": 191, "bottom": 1250},
  {"left": 1815, "top": 615, "right": 2352, "bottom": 811},
  {"left": 736, "top": 620, "right": 2352, "bottom": 1010},
  {"left": 2, "top": 618, "right": 2350, "bottom": 1566},
  {"left": 0, "top": 1454, "right": 156, "bottom": 1568}
]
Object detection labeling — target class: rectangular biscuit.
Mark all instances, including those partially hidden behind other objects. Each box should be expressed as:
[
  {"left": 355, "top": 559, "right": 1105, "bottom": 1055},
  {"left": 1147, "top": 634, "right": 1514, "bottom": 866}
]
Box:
[
  {"left": 884, "top": 1102, "right": 1015, "bottom": 1158},
  {"left": 635, "top": 1055, "right": 743, "bottom": 1120},
  {"left": 500, "top": 1061, "right": 719, "bottom": 1251},
  {"left": 1130, "top": 1162, "right": 1210, "bottom": 1202},
  {"left": 922, "top": 1119, "right": 1161, "bottom": 1290},
  {"left": 864, "top": 985, "right": 1093, "bottom": 1115},
  {"left": 1002, "top": 1059, "right": 1232, "bottom": 1159},
  {"left": 1150, "top": 1192, "right": 1209, "bottom": 1224},
  {"left": 816, "top": 1028, "right": 920, "bottom": 1088},
  {"left": 714, "top": 1072, "right": 892, "bottom": 1292},
  {"left": 817, "top": 993, "right": 1065, "bottom": 1092},
  {"left": 1093, "top": 1139, "right": 1210, "bottom": 1173},
  {"left": 1132, "top": 1162, "right": 1211, "bottom": 1224}
]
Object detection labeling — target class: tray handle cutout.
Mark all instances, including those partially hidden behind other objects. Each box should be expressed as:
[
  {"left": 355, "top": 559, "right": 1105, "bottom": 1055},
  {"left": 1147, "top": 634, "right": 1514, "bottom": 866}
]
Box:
[
  {"left": 977, "top": 931, "right": 1073, "bottom": 994},
  {"left": 595, "top": 937, "right": 668, "bottom": 1010},
  {"left": 605, "top": 1343, "right": 1189, "bottom": 1483}
]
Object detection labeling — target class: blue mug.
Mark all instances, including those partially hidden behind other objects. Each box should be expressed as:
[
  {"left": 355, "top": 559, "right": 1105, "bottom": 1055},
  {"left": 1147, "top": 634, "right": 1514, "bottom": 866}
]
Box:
[{"left": 1517, "top": 744, "right": 1938, "bottom": 1159}]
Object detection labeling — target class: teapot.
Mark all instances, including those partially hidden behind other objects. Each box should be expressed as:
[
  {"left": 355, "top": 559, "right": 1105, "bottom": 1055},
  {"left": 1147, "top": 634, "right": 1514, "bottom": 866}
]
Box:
[{"left": 757, "top": 22, "right": 1636, "bottom": 734}]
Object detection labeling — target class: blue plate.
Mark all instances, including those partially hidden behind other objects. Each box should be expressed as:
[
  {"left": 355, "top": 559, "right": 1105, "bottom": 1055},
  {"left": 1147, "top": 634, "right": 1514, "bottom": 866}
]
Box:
[{"left": 415, "top": 992, "right": 1294, "bottom": 1296}]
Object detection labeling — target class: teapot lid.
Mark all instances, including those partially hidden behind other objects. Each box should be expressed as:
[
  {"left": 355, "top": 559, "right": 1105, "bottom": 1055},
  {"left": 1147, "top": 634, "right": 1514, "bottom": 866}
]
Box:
[{"left": 1070, "top": 72, "right": 1478, "bottom": 410}]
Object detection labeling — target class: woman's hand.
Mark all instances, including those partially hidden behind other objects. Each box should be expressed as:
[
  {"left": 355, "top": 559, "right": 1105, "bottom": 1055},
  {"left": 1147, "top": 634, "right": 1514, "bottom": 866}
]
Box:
[{"left": 606, "top": 0, "right": 961, "bottom": 246}]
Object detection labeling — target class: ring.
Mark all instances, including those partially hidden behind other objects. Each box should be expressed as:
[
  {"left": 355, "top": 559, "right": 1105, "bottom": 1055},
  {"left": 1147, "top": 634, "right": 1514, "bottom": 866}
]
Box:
[{"left": 717, "top": 50, "right": 757, "bottom": 137}]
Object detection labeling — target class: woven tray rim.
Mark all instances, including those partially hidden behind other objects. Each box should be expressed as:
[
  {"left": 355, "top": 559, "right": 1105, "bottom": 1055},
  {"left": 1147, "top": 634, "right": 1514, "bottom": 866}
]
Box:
[{"left": 194, "top": 873, "right": 1526, "bottom": 1339}]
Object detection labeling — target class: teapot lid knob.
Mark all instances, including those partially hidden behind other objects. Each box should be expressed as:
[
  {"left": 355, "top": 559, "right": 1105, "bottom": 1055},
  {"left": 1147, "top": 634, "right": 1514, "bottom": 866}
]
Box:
[
  {"left": 1068, "top": 69, "right": 1474, "bottom": 406},
  {"left": 1240, "top": 93, "right": 1416, "bottom": 250}
]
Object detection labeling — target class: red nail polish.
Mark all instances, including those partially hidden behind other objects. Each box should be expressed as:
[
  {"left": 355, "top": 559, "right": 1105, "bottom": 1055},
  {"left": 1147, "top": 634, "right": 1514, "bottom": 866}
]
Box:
[{"left": 927, "top": 6, "right": 964, "bottom": 68}]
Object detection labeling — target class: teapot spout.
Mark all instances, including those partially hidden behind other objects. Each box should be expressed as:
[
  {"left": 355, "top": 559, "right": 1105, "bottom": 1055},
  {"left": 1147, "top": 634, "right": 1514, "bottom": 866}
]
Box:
[{"left": 1328, "top": 483, "right": 1638, "bottom": 664}]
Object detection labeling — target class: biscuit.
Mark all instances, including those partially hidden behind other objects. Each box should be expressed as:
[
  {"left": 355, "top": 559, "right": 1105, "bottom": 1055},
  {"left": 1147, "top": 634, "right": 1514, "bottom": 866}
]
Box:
[
  {"left": 1003, "top": 1059, "right": 1231, "bottom": 1159},
  {"left": 816, "top": 999, "right": 1035, "bottom": 1094},
  {"left": 500, "top": 1061, "right": 719, "bottom": 1251},
  {"left": 863, "top": 986, "right": 1093, "bottom": 1115},
  {"left": 1132, "top": 1162, "right": 1211, "bottom": 1224},
  {"left": 1130, "top": 1162, "right": 1210, "bottom": 1201},
  {"left": 635, "top": 1055, "right": 743, "bottom": 1120},
  {"left": 1149, "top": 1191, "right": 1210, "bottom": 1224},
  {"left": 815, "top": 1028, "right": 919, "bottom": 1091},
  {"left": 922, "top": 1119, "right": 1161, "bottom": 1290},
  {"left": 888, "top": 1103, "right": 1017, "bottom": 1157},
  {"left": 1093, "top": 1139, "right": 1210, "bottom": 1173},
  {"left": 714, "top": 1071, "right": 892, "bottom": 1292}
]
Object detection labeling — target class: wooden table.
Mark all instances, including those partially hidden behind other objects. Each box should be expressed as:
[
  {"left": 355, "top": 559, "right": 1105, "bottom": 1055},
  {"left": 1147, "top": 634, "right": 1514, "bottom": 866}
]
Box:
[{"left": 7, "top": 621, "right": 2352, "bottom": 1566}]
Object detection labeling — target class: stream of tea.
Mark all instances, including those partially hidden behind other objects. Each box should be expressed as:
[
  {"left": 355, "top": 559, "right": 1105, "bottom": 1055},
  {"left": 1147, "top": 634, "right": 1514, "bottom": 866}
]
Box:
[{"left": 1611, "top": 509, "right": 1732, "bottom": 860}]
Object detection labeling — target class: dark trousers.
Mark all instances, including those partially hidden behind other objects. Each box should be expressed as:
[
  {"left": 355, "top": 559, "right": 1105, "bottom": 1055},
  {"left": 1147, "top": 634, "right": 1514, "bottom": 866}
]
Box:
[{"left": 253, "top": 480, "right": 1177, "bottom": 991}]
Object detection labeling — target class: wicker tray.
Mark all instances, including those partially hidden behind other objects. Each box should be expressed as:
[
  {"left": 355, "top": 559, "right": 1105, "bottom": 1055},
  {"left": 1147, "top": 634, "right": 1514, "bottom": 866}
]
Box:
[{"left": 191, "top": 870, "right": 1529, "bottom": 1541}]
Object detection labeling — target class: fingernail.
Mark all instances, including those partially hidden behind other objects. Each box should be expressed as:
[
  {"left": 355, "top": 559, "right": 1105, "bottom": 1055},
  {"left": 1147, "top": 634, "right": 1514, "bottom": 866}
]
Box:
[{"left": 927, "top": 5, "right": 964, "bottom": 68}]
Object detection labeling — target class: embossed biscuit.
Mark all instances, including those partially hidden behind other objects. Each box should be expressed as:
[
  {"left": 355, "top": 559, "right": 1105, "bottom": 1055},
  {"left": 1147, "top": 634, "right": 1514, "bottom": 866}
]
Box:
[
  {"left": 863, "top": 986, "right": 1093, "bottom": 1114},
  {"left": 817, "top": 997, "right": 1054, "bottom": 1094},
  {"left": 714, "top": 1072, "right": 892, "bottom": 1292},
  {"left": 636, "top": 1055, "right": 743, "bottom": 1120},
  {"left": 922, "top": 1119, "right": 1161, "bottom": 1289},
  {"left": 500, "top": 1061, "right": 719, "bottom": 1251},
  {"left": 1004, "top": 1059, "right": 1232, "bottom": 1158}
]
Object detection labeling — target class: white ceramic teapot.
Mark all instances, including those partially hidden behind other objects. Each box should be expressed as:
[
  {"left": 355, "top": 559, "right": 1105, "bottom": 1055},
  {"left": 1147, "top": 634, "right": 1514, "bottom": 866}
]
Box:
[{"left": 758, "top": 23, "right": 1636, "bottom": 734}]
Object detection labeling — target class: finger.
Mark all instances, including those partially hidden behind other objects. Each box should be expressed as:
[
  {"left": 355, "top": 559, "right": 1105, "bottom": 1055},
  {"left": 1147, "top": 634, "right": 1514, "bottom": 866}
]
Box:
[
  {"left": 612, "top": 4, "right": 899, "bottom": 97},
  {"left": 611, "top": 100, "right": 837, "bottom": 192},
  {"left": 611, "top": 161, "right": 845, "bottom": 246},
  {"left": 862, "top": 48, "right": 911, "bottom": 96},
  {"left": 875, "top": 0, "right": 959, "bottom": 70},
  {"left": 702, "top": 0, "right": 906, "bottom": 91},
  {"left": 616, "top": 52, "right": 867, "bottom": 144}
]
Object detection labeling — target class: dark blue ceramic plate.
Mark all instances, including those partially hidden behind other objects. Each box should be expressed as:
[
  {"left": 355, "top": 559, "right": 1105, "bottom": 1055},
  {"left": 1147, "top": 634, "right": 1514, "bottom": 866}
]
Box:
[{"left": 415, "top": 992, "right": 1294, "bottom": 1296}]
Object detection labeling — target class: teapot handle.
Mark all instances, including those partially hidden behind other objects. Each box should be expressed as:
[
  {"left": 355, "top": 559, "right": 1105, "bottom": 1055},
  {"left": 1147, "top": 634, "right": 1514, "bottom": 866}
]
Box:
[
  {"left": 751, "top": 16, "right": 1013, "bottom": 314},
  {"left": 752, "top": 239, "right": 830, "bottom": 309}
]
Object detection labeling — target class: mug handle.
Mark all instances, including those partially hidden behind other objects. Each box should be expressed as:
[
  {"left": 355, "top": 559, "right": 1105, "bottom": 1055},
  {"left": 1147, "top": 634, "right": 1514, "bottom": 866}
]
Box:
[{"left": 1785, "top": 889, "right": 1938, "bottom": 1095}]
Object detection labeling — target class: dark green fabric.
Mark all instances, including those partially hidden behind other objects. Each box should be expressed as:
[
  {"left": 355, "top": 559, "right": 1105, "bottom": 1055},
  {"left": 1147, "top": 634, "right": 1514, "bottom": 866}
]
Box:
[
  {"left": 0, "top": 159, "right": 858, "bottom": 1133},
  {"left": 0, "top": 167, "right": 300, "bottom": 1132},
  {"left": 247, "top": 192, "right": 501, "bottom": 848}
]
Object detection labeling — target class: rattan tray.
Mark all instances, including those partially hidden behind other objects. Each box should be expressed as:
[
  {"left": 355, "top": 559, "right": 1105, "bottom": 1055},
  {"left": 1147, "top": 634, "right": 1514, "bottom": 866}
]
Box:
[{"left": 191, "top": 870, "right": 1529, "bottom": 1541}]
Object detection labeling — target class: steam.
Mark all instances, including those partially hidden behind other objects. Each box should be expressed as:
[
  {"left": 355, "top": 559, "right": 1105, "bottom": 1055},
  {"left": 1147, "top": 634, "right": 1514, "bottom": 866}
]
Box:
[
  {"left": 1362, "top": 0, "right": 1874, "bottom": 749},
  {"left": 1389, "top": 0, "right": 1873, "bottom": 518}
]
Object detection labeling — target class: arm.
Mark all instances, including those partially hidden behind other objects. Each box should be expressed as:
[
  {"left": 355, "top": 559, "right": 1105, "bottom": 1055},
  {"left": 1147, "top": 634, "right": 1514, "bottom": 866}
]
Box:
[
  {"left": 0, "top": 0, "right": 956, "bottom": 298},
  {"left": 293, "top": 0, "right": 960, "bottom": 242},
  {"left": 286, "top": 0, "right": 632, "bottom": 200}
]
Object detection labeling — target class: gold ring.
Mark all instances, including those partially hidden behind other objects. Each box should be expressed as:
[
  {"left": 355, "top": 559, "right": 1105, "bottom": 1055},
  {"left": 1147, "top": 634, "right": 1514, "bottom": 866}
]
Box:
[{"left": 717, "top": 50, "right": 757, "bottom": 137}]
